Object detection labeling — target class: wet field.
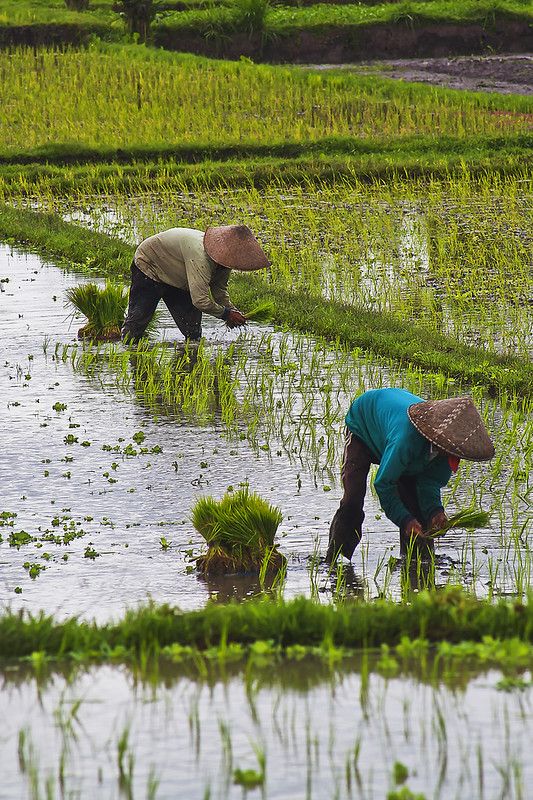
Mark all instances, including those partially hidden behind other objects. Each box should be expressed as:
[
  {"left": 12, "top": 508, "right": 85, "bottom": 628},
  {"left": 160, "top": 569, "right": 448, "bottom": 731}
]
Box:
[{"left": 1, "top": 245, "right": 530, "bottom": 623}]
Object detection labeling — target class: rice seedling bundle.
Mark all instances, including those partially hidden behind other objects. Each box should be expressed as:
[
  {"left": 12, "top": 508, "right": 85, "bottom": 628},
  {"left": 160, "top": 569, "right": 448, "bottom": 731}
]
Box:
[
  {"left": 430, "top": 508, "right": 490, "bottom": 538},
  {"left": 192, "top": 488, "right": 285, "bottom": 575},
  {"left": 244, "top": 300, "right": 275, "bottom": 323},
  {"left": 66, "top": 281, "right": 127, "bottom": 341}
]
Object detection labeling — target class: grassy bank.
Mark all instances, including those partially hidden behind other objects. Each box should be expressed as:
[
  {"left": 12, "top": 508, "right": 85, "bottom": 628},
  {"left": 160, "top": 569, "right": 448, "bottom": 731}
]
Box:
[
  {"left": 2, "top": 0, "right": 531, "bottom": 58},
  {"left": 163, "top": 0, "right": 533, "bottom": 37},
  {"left": 1, "top": 588, "right": 533, "bottom": 661},
  {"left": 1, "top": 133, "right": 531, "bottom": 168},
  {"left": 1, "top": 149, "right": 531, "bottom": 198},
  {"left": 0, "top": 204, "right": 531, "bottom": 394}
]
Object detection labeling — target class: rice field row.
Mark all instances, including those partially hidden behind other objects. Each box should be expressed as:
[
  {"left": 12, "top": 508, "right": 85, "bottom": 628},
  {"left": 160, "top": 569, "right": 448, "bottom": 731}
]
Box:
[
  {"left": 28, "top": 170, "right": 530, "bottom": 360},
  {"left": 1, "top": 45, "right": 532, "bottom": 154}
]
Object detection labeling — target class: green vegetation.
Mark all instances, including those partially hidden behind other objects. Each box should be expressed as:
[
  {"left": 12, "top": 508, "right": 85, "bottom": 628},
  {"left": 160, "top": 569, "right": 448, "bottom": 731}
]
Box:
[
  {"left": 2, "top": 587, "right": 533, "bottom": 662},
  {"left": 66, "top": 281, "right": 127, "bottom": 340},
  {"left": 164, "top": 0, "right": 533, "bottom": 37},
  {"left": 431, "top": 509, "right": 491, "bottom": 538},
  {"left": 1, "top": 199, "right": 531, "bottom": 395},
  {"left": 1, "top": 0, "right": 531, "bottom": 51},
  {"left": 0, "top": 46, "right": 531, "bottom": 155},
  {"left": 193, "top": 488, "right": 284, "bottom": 574}
]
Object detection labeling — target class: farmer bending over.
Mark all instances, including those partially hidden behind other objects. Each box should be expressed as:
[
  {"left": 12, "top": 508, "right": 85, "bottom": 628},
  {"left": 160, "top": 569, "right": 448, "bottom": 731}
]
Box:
[
  {"left": 122, "top": 225, "right": 270, "bottom": 342},
  {"left": 326, "top": 388, "right": 494, "bottom": 563}
]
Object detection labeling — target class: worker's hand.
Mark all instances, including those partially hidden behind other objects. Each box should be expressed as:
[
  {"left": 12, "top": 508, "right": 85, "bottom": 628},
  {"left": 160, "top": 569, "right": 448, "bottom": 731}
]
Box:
[
  {"left": 225, "top": 309, "right": 247, "bottom": 329},
  {"left": 428, "top": 510, "right": 448, "bottom": 533},
  {"left": 403, "top": 518, "right": 425, "bottom": 539}
]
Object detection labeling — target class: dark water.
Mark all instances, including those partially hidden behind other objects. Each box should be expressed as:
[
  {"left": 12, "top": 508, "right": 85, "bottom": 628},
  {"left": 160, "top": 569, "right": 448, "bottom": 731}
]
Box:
[
  {"left": 1, "top": 659, "right": 532, "bottom": 799},
  {"left": 0, "top": 245, "right": 530, "bottom": 622}
]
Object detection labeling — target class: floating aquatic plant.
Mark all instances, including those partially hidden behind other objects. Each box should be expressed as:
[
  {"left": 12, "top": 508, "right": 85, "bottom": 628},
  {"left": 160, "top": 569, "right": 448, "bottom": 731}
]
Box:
[{"left": 192, "top": 488, "right": 284, "bottom": 576}]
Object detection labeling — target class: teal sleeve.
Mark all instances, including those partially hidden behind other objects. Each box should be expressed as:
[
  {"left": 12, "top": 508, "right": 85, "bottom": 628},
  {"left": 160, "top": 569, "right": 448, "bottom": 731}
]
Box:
[
  {"left": 416, "top": 459, "right": 452, "bottom": 521},
  {"left": 373, "top": 444, "right": 414, "bottom": 528}
]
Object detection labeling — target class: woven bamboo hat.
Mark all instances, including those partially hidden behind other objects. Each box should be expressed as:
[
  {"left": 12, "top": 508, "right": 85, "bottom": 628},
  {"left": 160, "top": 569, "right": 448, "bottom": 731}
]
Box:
[
  {"left": 204, "top": 225, "right": 270, "bottom": 271},
  {"left": 408, "top": 396, "right": 495, "bottom": 461}
]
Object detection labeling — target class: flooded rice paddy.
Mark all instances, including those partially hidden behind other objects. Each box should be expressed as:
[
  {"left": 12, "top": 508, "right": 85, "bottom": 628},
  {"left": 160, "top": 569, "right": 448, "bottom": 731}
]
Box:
[
  {"left": 0, "top": 238, "right": 531, "bottom": 800},
  {"left": 31, "top": 178, "right": 533, "bottom": 359},
  {"left": 1, "top": 656, "right": 533, "bottom": 800},
  {"left": 1, "top": 244, "right": 531, "bottom": 622}
]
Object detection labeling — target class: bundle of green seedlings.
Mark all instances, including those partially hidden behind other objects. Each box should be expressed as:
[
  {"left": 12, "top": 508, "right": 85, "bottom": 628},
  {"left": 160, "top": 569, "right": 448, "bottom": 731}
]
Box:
[
  {"left": 66, "top": 281, "right": 128, "bottom": 341},
  {"left": 429, "top": 508, "right": 491, "bottom": 538},
  {"left": 192, "top": 488, "right": 285, "bottom": 575},
  {"left": 244, "top": 300, "right": 275, "bottom": 324}
]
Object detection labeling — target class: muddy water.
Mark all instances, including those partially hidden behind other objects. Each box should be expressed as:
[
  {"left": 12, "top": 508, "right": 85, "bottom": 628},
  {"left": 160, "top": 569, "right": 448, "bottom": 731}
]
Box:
[
  {"left": 0, "top": 245, "right": 529, "bottom": 621},
  {"left": 1, "top": 660, "right": 532, "bottom": 799}
]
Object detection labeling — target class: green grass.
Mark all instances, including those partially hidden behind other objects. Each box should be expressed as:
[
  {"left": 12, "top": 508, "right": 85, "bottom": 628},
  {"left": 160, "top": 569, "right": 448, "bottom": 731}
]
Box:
[
  {"left": 3, "top": 0, "right": 530, "bottom": 36},
  {"left": 1, "top": 587, "right": 533, "bottom": 662},
  {"left": 1, "top": 133, "right": 532, "bottom": 168},
  {"left": 0, "top": 204, "right": 530, "bottom": 395},
  {"left": 165, "top": 0, "right": 533, "bottom": 36}
]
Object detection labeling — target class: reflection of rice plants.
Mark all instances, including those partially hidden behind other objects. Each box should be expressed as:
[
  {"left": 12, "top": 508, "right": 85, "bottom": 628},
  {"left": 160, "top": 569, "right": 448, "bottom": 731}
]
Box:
[
  {"left": 66, "top": 282, "right": 127, "bottom": 342},
  {"left": 193, "top": 489, "right": 284, "bottom": 575}
]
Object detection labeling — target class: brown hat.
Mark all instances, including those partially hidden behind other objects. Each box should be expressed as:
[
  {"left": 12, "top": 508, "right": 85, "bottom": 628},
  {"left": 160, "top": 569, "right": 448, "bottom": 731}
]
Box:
[
  {"left": 204, "top": 225, "right": 270, "bottom": 271},
  {"left": 408, "top": 396, "right": 495, "bottom": 461}
]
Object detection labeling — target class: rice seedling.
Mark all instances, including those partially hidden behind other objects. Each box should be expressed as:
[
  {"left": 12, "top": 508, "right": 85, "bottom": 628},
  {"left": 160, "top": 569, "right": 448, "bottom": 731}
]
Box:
[
  {"left": 0, "top": 45, "right": 530, "bottom": 155},
  {"left": 193, "top": 488, "right": 284, "bottom": 575}
]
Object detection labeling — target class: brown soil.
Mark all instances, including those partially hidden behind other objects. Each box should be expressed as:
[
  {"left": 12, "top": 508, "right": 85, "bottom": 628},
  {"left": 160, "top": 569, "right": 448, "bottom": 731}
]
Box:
[
  {"left": 310, "top": 53, "right": 533, "bottom": 95},
  {"left": 156, "top": 20, "right": 532, "bottom": 64}
]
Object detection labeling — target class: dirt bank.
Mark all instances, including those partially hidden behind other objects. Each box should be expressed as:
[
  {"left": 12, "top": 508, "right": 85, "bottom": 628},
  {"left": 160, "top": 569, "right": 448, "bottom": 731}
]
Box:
[{"left": 309, "top": 53, "right": 533, "bottom": 95}]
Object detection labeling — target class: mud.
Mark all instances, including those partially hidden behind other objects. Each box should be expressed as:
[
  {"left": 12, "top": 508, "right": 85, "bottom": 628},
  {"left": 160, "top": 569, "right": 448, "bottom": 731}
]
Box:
[{"left": 310, "top": 53, "right": 533, "bottom": 95}]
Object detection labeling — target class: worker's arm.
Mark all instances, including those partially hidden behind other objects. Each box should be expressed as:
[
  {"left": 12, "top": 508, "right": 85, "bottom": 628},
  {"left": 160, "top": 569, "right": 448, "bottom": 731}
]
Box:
[
  {"left": 210, "top": 267, "right": 233, "bottom": 309},
  {"left": 416, "top": 458, "right": 452, "bottom": 524},
  {"left": 211, "top": 266, "right": 247, "bottom": 327},
  {"left": 373, "top": 444, "right": 416, "bottom": 529},
  {"left": 185, "top": 257, "right": 226, "bottom": 317}
]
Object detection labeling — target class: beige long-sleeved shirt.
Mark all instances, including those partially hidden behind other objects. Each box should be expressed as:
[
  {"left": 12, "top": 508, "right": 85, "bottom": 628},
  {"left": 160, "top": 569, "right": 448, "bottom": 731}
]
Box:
[{"left": 134, "top": 227, "right": 232, "bottom": 318}]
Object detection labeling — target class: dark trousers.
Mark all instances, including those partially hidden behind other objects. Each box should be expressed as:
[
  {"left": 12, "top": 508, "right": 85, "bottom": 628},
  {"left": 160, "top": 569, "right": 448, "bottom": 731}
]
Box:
[
  {"left": 327, "top": 429, "right": 434, "bottom": 561},
  {"left": 121, "top": 260, "right": 202, "bottom": 342}
]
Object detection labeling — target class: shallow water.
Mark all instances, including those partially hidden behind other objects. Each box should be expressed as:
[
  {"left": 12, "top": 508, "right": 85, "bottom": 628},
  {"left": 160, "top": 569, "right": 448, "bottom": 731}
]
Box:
[
  {"left": 1, "top": 659, "right": 532, "bottom": 799},
  {"left": 0, "top": 245, "right": 530, "bottom": 621}
]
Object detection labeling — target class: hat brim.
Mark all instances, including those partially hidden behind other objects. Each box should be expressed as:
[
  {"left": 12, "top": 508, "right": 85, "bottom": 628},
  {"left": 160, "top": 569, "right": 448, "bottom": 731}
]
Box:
[
  {"left": 408, "top": 398, "right": 495, "bottom": 461},
  {"left": 204, "top": 225, "right": 270, "bottom": 271}
]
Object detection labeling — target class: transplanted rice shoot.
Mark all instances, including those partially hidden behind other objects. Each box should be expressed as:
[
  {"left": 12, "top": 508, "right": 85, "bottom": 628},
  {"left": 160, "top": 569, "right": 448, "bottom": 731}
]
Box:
[
  {"left": 66, "top": 281, "right": 127, "bottom": 341},
  {"left": 244, "top": 301, "right": 275, "bottom": 323},
  {"left": 192, "top": 488, "right": 284, "bottom": 575},
  {"left": 430, "top": 508, "right": 491, "bottom": 538}
]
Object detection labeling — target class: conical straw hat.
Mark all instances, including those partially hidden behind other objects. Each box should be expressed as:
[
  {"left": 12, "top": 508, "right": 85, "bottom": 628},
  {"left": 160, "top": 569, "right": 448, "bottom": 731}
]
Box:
[
  {"left": 204, "top": 225, "right": 270, "bottom": 271},
  {"left": 407, "top": 396, "right": 495, "bottom": 461}
]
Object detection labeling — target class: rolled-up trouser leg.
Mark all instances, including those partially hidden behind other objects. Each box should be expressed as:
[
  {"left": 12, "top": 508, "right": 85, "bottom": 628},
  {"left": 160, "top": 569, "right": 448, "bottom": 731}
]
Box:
[
  {"left": 162, "top": 286, "right": 203, "bottom": 341},
  {"left": 121, "top": 261, "right": 164, "bottom": 342},
  {"left": 397, "top": 476, "right": 434, "bottom": 557},
  {"left": 327, "top": 430, "right": 372, "bottom": 562}
]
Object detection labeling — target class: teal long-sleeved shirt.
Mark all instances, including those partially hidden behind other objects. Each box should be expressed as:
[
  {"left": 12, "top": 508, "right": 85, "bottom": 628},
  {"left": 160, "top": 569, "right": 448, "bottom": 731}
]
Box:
[{"left": 345, "top": 388, "right": 452, "bottom": 528}]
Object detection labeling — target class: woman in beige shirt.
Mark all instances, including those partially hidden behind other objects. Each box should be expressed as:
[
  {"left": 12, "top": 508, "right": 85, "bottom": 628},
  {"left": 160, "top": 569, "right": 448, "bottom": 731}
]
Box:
[{"left": 121, "top": 224, "right": 270, "bottom": 341}]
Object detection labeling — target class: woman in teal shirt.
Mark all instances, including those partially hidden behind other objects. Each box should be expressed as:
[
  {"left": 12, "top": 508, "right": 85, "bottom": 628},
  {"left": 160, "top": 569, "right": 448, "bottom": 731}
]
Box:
[{"left": 326, "top": 389, "right": 494, "bottom": 562}]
